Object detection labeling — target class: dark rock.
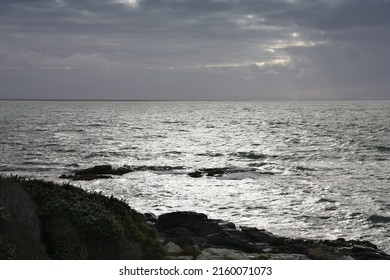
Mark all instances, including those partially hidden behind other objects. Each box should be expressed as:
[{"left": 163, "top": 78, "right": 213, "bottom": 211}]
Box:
[
  {"left": 207, "top": 231, "right": 264, "bottom": 253},
  {"left": 72, "top": 174, "right": 113, "bottom": 181},
  {"left": 202, "top": 168, "right": 228, "bottom": 177},
  {"left": 240, "top": 226, "right": 281, "bottom": 244},
  {"left": 60, "top": 164, "right": 185, "bottom": 181},
  {"left": 188, "top": 171, "right": 203, "bottom": 178},
  {"left": 60, "top": 164, "right": 133, "bottom": 181},
  {"left": 259, "top": 171, "right": 275, "bottom": 175},
  {"left": 154, "top": 211, "right": 390, "bottom": 260},
  {"left": 157, "top": 212, "right": 208, "bottom": 234},
  {"left": 75, "top": 165, "right": 113, "bottom": 176},
  {"left": 168, "top": 236, "right": 198, "bottom": 247},
  {"left": 144, "top": 213, "right": 158, "bottom": 223},
  {"left": 114, "top": 165, "right": 134, "bottom": 175},
  {"left": 351, "top": 245, "right": 390, "bottom": 260},
  {"left": 187, "top": 167, "right": 256, "bottom": 178},
  {"left": 163, "top": 227, "right": 196, "bottom": 238},
  {"left": 217, "top": 221, "right": 236, "bottom": 230}
]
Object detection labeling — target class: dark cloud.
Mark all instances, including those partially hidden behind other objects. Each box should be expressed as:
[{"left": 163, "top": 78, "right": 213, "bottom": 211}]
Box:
[{"left": 0, "top": 0, "right": 389, "bottom": 100}]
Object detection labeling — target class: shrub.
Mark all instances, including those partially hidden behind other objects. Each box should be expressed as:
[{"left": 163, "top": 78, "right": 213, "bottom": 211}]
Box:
[
  {"left": 0, "top": 177, "right": 47, "bottom": 259},
  {"left": 0, "top": 176, "right": 163, "bottom": 259}
]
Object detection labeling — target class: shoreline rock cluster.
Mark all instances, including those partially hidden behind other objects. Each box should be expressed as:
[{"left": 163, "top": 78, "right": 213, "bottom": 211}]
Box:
[
  {"left": 57, "top": 165, "right": 390, "bottom": 260},
  {"left": 60, "top": 164, "right": 274, "bottom": 181},
  {"left": 60, "top": 164, "right": 184, "bottom": 181},
  {"left": 5, "top": 170, "right": 389, "bottom": 260},
  {"left": 146, "top": 211, "right": 390, "bottom": 260}
]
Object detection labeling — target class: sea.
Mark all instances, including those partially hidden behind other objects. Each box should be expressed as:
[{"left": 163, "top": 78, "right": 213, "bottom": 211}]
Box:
[{"left": 1, "top": 100, "right": 389, "bottom": 253}]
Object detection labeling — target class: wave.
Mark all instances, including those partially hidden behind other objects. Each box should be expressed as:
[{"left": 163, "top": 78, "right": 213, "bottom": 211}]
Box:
[
  {"left": 0, "top": 164, "right": 62, "bottom": 172},
  {"left": 217, "top": 171, "right": 258, "bottom": 180},
  {"left": 84, "top": 151, "right": 124, "bottom": 159},
  {"left": 88, "top": 123, "right": 105, "bottom": 127}
]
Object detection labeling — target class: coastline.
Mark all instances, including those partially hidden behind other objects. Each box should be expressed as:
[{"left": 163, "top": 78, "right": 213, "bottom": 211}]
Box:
[{"left": 1, "top": 175, "right": 389, "bottom": 260}]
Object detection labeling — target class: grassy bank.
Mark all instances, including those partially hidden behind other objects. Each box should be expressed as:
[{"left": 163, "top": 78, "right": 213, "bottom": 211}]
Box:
[{"left": 0, "top": 176, "right": 163, "bottom": 259}]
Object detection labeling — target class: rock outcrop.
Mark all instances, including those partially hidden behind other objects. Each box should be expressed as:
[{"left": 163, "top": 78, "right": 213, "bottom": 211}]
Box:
[
  {"left": 60, "top": 164, "right": 184, "bottom": 181},
  {"left": 188, "top": 167, "right": 274, "bottom": 178},
  {"left": 148, "top": 211, "right": 390, "bottom": 260}
]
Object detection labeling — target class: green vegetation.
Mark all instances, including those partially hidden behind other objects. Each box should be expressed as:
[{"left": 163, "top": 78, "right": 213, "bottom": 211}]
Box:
[{"left": 0, "top": 176, "right": 163, "bottom": 259}]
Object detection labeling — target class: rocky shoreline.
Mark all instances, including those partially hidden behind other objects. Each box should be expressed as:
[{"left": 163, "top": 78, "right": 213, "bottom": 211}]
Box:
[
  {"left": 56, "top": 165, "right": 390, "bottom": 260},
  {"left": 148, "top": 211, "right": 390, "bottom": 260},
  {"left": 1, "top": 175, "right": 390, "bottom": 259}
]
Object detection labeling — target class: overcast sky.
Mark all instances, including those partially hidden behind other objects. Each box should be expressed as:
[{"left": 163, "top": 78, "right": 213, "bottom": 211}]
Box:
[{"left": 1, "top": 0, "right": 390, "bottom": 100}]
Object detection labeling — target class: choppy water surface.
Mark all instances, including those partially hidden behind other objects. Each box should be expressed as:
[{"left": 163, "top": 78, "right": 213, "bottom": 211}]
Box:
[{"left": 1, "top": 100, "right": 389, "bottom": 252}]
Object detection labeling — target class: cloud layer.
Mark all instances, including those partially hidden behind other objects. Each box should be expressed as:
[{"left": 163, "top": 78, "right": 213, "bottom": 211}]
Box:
[{"left": 1, "top": 0, "right": 390, "bottom": 99}]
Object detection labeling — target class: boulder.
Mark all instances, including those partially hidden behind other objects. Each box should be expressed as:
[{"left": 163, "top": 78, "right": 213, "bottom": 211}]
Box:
[
  {"left": 75, "top": 165, "right": 114, "bottom": 175},
  {"left": 240, "top": 226, "right": 281, "bottom": 244},
  {"left": 164, "top": 242, "right": 183, "bottom": 255},
  {"left": 157, "top": 212, "right": 208, "bottom": 234}
]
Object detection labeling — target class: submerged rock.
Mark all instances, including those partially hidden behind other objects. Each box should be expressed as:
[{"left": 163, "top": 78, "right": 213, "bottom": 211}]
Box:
[
  {"left": 60, "top": 164, "right": 184, "bottom": 181},
  {"left": 60, "top": 164, "right": 131, "bottom": 180},
  {"left": 188, "top": 167, "right": 274, "bottom": 178},
  {"left": 188, "top": 167, "right": 253, "bottom": 178}
]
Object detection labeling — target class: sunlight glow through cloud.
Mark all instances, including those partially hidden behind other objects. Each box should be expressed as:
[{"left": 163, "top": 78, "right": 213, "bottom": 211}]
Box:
[{"left": 116, "top": 0, "right": 140, "bottom": 8}]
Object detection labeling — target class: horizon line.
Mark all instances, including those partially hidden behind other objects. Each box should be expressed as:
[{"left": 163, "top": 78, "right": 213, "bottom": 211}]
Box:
[{"left": 1, "top": 98, "right": 390, "bottom": 102}]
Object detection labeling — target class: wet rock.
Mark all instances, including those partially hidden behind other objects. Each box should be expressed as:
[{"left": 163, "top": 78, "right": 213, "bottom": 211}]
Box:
[
  {"left": 188, "top": 167, "right": 256, "bottom": 178},
  {"left": 60, "top": 164, "right": 132, "bottom": 180},
  {"left": 188, "top": 171, "right": 203, "bottom": 178},
  {"left": 60, "top": 164, "right": 185, "bottom": 181},
  {"left": 75, "top": 165, "right": 114, "bottom": 175}
]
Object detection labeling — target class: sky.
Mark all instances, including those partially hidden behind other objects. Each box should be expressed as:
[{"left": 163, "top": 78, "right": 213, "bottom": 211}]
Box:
[{"left": 1, "top": 0, "right": 390, "bottom": 100}]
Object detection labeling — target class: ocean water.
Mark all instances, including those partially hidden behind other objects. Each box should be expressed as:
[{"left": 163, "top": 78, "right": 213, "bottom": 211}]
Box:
[{"left": 1, "top": 100, "right": 389, "bottom": 253}]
